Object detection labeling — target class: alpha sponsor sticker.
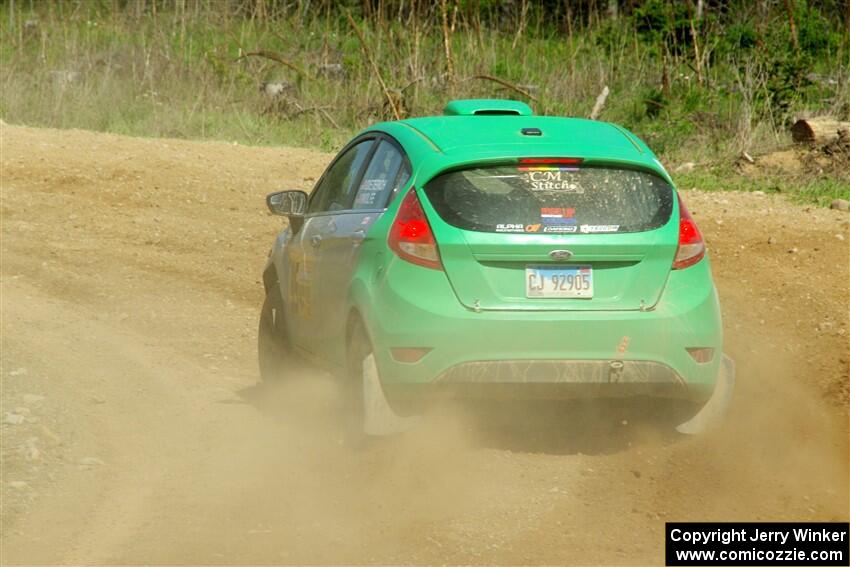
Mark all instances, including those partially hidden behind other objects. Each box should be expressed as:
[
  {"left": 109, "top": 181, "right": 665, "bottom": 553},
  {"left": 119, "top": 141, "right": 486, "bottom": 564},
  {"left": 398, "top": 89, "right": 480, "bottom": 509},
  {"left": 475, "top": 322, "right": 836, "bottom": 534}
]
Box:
[
  {"left": 580, "top": 224, "right": 620, "bottom": 233},
  {"left": 495, "top": 223, "right": 526, "bottom": 233}
]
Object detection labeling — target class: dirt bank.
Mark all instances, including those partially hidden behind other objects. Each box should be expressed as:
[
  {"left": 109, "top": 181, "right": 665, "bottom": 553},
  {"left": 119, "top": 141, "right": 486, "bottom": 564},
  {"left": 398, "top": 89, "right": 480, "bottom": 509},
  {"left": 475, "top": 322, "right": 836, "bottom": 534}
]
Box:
[{"left": 1, "top": 124, "right": 848, "bottom": 565}]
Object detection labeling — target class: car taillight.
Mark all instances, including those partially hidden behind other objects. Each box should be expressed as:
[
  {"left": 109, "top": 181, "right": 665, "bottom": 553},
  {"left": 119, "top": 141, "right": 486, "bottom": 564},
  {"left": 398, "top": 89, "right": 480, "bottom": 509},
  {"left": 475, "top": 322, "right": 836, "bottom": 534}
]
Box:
[
  {"left": 672, "top": 194, "right": 706, "bottom": 270},
  {"left": 388, "top": 189, "right": 443, "bottom": 270}
]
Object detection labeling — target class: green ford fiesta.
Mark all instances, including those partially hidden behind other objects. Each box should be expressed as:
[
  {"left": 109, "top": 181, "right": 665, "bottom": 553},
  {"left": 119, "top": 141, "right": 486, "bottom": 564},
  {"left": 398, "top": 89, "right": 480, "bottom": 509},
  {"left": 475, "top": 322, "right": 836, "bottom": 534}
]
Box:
[{"left": 259, "top": 99, "right": 734, "bottom": 436}]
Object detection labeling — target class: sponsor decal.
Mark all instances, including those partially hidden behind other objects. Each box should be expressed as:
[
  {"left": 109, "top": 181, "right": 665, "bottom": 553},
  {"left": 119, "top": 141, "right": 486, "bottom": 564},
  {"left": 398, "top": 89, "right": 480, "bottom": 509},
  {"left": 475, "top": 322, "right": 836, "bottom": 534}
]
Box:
[
  {"left": 540, "top": 207, "right": 576, "bottom": 218},
  {"left": 288, "top": 256, "right": 313, "bottom": 319},
  {"left": 522, "top": 169, "right": 583, "bottom": 192},
  {"left": 542, "top": 225, "right": 578, "bottom": 233},
  {"left": 541, "top": 207, "right": 577, "bottom": 225},
  {"left": 495, "top": 223, "right": 525, "bottom": 233},
  {"left": 524, "top": 223, "right": 542, "bottom": 233},
  {"left": 361, "top": 178, "right": 388, "bottom": 191},
  {"left": 543, "top": 217, "right": 577, "bottom": 225},
  {"left": 354, "top": 178, "right": 389, "bottom": 206},
  {"left": 580, "top": 224, "right": 620, "bottom": 233}
]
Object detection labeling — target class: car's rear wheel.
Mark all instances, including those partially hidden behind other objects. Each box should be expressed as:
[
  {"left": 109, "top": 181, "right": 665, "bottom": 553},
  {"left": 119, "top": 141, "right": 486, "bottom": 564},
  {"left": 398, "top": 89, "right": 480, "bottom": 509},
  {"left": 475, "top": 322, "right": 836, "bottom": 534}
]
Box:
[
  {"left": 258, "top": 287, "right": 291, "bottom": 382},
  {"left": 346, "top": 318, "right": 422, "bottom": 442}
]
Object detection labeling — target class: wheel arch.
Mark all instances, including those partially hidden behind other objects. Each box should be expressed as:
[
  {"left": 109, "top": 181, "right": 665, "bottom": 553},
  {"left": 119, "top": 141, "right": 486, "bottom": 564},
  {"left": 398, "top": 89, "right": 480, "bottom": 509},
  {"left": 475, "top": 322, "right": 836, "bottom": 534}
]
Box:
[
  {"left": 345, "top": 307, "right": 366, "bottom": 349},
  {"left": 262, "top": 262, "right": 279, "bottom": 295},
  {"left": 263, "top": 227, "right": 294, "bottom": 297},
  {"left": 345, "top": 265, "right": 376, "bottom": 348}
]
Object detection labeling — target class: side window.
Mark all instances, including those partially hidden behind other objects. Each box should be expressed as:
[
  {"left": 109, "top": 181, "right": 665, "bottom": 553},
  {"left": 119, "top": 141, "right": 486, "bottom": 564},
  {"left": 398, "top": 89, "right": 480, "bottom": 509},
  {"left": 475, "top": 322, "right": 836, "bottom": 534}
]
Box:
[
  {"left": 308, "top": 140, "right": 374, "bottom": 214},
  {"left": 382, "top": 162, "right": 412, "bottom": 208},
  {"left": 394, "top": 162, "right": 411, "bottom": 194},
  {"left": 352, "top": 141, "right": 405, "bottom": 210}
]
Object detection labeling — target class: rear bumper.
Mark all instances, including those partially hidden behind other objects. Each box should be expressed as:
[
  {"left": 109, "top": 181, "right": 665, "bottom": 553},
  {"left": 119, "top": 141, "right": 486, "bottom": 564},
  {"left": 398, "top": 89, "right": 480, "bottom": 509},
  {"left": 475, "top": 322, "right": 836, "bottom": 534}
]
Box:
[
  {"left": 384, "top": 359, "right": 712, "bottom": 406},
  {"left": 436, "top": 359, "right": 685, "bottom": 385},
  {"left": 360, "top": 255, "right": 723, "bottom": 399},
  {"left": 436, "top": 359, "right": 711, "bottom": 401}
]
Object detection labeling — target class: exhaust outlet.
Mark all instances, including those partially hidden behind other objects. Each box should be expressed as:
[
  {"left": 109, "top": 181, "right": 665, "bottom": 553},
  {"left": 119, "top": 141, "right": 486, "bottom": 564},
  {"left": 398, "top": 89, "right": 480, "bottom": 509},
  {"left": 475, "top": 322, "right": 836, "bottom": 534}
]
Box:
[{"left": 608, "top": 360, "right": 625, "bottom": 382}]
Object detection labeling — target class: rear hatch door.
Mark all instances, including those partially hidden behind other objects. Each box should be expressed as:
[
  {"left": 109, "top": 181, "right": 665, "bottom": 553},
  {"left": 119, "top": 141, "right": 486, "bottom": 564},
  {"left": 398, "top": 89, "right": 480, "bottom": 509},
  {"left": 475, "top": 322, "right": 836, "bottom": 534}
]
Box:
[{"left": 421, "top": 162, "right": 678, "bottom": 311}]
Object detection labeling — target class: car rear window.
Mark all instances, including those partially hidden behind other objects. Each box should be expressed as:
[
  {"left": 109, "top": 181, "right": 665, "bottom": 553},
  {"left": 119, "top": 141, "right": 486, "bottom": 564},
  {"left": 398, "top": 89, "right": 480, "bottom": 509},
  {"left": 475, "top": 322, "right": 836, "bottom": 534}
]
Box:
[{"left": 423, "top": 165, "right": 674, "bottom": 234}]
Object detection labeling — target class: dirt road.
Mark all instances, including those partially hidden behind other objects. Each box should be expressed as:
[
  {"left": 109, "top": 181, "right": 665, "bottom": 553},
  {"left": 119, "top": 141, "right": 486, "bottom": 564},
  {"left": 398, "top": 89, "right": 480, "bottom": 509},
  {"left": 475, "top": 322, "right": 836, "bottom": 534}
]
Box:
[{"left": 1, "top": 124, "right": 848, "bottom": 565}]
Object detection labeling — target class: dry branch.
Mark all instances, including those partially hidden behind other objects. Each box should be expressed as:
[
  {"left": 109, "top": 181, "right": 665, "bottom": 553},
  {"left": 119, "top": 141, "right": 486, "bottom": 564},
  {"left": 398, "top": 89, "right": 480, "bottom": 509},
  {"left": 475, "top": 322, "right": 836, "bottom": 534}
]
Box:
[
  {"left": 589, "top": 86, "right": 609, "bottom": 120},
  {"left": 290, "top": 104, "right": 341, "bottom": 129},
  {"left": 267, "top": 97, "right": 341, "bottom": 130},
  {"left": 440, "top": 0, "right": 456, "bottom": 92},
  {"left": 688, "top": 0, "right": 704, "bottom": 86},
  {"left": 346, "top": 11, "right": 402, "bottom": 121},
  {"left": 236, "top": 50, "right": 305, "bottom": 77},
  {"left": 399, "top": 76, "right": 425, "bottom": 93},
  {"left": 512, "top": 0, "right": 530, "bottom": 50},
  {"left": 791, "top": 117, "right": 850, "bottom": 145},
  {"left": 783, "top": 0, "right": 800, "bottom": 53},
  {"left": 465, "top": 74, "right": 539, "bottom": 102}
]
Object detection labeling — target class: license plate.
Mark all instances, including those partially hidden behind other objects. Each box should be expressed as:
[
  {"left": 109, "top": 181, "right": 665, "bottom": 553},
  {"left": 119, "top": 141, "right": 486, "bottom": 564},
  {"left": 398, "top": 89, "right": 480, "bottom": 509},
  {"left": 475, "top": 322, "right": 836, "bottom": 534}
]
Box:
[{"left": 525, "top": 265, "right": 593, "bottom": 298}]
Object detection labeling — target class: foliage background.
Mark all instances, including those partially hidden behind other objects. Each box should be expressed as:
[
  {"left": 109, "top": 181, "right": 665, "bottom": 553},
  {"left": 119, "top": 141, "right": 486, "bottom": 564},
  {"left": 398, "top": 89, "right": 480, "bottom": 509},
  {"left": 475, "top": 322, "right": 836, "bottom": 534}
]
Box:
[{"left": 2, "top": 0, "right": 848, "bottom": 203}]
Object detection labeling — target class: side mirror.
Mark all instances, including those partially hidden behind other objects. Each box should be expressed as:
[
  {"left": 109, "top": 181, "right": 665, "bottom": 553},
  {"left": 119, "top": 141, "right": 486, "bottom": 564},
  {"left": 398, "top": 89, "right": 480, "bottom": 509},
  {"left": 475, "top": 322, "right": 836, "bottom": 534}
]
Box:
[{"left": 266, "top": 190, "right": 308, "bottom": 217}]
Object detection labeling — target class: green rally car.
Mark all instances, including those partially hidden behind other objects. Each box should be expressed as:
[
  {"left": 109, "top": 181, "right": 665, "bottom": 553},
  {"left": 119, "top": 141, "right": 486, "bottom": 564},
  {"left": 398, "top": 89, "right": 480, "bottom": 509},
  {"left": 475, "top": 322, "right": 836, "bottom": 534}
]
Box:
[{"left": 259, "top": 99, "right": 734, "bottom": 436}]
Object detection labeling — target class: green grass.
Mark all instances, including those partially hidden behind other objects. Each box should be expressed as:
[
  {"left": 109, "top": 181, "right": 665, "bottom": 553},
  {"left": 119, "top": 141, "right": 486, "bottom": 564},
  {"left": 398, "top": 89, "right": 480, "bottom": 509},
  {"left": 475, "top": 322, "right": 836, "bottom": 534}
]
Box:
[
  {"left": 676, "top": 167, "right": 850, "bottom": 206},
  {"left": 1, "top": 2, "right": 848, "bottom": 204}
]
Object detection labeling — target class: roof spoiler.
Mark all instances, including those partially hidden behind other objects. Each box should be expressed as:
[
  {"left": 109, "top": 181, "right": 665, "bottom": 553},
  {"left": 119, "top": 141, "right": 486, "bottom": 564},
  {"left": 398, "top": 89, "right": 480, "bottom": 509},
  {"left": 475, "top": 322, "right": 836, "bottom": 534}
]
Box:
[{"left": 443, "top": 99, "right": 533, "bottom": 117}]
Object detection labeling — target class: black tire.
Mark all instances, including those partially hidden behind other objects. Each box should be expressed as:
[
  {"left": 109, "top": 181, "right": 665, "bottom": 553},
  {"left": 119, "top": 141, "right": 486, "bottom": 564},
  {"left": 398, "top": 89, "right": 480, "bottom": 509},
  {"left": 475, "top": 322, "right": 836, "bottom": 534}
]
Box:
[{"left": 257, "top": 288, "right": 290, "bottom": 382}]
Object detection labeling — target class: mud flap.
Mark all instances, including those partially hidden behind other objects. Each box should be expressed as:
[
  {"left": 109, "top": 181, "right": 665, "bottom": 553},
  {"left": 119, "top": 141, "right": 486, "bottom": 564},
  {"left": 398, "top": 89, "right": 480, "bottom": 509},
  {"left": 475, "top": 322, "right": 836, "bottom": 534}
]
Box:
[
  {"left": 676, "top": 354, "right": 735, "bottom": 435},
  {"left": 362, "top": 354, "right": 421, "bottom": 436}
]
